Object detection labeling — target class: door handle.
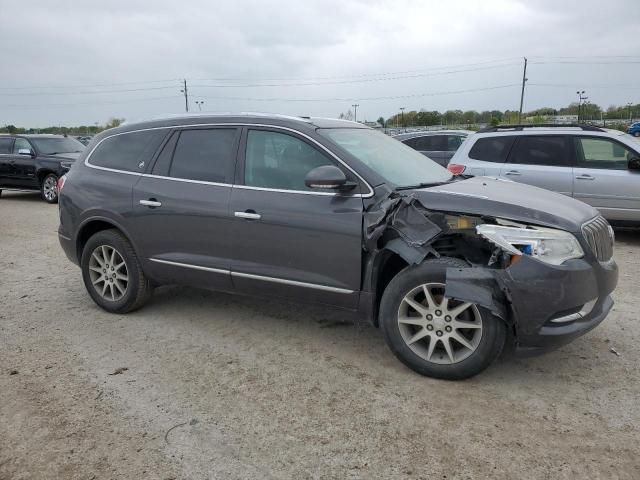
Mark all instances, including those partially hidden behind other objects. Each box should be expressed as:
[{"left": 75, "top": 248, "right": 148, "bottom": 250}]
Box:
[
  {"left": 575, "top": 174, "right": 595, "bottom": 180},
  {"left": 139, "top": 199, "right": 162, "bottom": 208},
  {"left": 234, "top": 210, "right": 261, "bottom": 220},
  {"left": 504, "top": 170, "right": 521, "bottom": 176}
]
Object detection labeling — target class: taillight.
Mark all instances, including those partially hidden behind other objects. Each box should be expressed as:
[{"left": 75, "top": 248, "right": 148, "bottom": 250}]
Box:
[
  {"left": 447, "top": 163, "right": 466, "bottom": 175},
  {"left": 57, "top": 175, "right": 67, "bottom": 193}
]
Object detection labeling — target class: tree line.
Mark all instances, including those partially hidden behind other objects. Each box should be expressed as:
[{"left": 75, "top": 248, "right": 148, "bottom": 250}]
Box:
[
  {"left": 377, "top": 101, "right": 639, "bottom": 128},
  {"left": 0, "top": 117, "right": 125, "bottom": 135}
]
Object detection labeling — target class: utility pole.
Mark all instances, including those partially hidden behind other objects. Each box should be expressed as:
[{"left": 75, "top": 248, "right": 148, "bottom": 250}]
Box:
[
  {"left": 180, "top": 79, "right": 189, "bottom": 113},
  {"left": 576, "top": 91, "right": 587, "bottom": 123},
  {"left": 400, "top": 107, "right": 405, "bottom": 129},
  {"left": 351, "top": 104, "right": 359, "bottom": 122},
  {"left": 518, "top": 57, "right": 528, "bottom": 123}
]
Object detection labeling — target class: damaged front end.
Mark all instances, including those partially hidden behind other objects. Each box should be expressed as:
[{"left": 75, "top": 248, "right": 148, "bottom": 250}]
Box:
[{"left": 362, "top": 185, "right": 617, "bottom": 355}]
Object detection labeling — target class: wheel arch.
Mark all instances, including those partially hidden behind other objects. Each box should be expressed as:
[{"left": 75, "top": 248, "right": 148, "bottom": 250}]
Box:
[{"left": 75, "top": 216, "right": 139, "bottom": 264}]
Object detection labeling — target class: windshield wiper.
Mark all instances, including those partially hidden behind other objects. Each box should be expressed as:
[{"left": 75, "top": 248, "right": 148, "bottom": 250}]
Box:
[{"left": 395, "top": 181, "right": 450, "bottom": 191}]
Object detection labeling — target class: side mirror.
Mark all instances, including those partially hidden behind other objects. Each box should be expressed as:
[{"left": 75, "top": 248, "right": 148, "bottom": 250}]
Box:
[
  {"left": 18, "top": 148, "right": 34, "bottom": 157},
  {"left": 304, "top": 165, "right": 353, "bottom": 190},
  {"left": 628, "top": 157, "right": 640, "bottom": 171}
]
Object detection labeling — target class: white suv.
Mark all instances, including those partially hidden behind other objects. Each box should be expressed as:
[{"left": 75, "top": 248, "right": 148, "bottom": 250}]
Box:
[{"left": 448, "top": 125, "right": 640, "bottom": 224}]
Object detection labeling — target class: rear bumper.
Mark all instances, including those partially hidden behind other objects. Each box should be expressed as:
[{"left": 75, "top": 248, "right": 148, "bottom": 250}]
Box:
[{"left": 58, "top": 230, "right": 78, "bottom": 266}]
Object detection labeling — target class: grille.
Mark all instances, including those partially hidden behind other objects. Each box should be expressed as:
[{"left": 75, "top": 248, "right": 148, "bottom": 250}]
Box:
[{"left": 581, "top": 216, "right": 614, "bottom": 262}]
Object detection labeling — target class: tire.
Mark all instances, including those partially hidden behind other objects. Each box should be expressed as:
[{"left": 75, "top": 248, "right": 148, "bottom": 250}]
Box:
[
  {"left": 634, "top": 131, "right": 640, "bottom": 137},
  {"left": 40, "top": 173, "right": 59, "bottom": 203},
  {"left": 379, "top": 257, "right": 506, "bottom": 380},
  {"left": 80, "top": 229, "right": 153, "bottom": 313}
]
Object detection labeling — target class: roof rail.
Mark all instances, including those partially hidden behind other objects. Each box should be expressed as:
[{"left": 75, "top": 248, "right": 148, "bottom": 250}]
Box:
[{"left": 477, "top": 124, "right": 604, "bottom": 133}]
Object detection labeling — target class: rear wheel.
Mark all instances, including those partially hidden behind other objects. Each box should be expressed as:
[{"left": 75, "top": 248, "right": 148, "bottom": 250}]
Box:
[
  {"left": 379, "top": 257, "right": 506, "bottom": 380},
  {"left": 40, "top": 173, "right": 58, "bottom": 203},
  {"left": 81, "top": 229, "right": 152, "bottom": 313}
]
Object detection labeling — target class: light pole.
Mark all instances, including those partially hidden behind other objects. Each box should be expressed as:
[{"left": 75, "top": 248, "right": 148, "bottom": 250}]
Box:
[
  {"left": 195, "top": 100, "right": 204, "bottom": 111},
  {"left": 576, "top": 90, "right": 587, "bottom": 123},
  {"left": 628, "top": 102, "right": 633, "bottom": 122},
  {"left": 351, "top": 104, "right": 359, "bottom": 122},
  {"left": 400, "top": 107, "right": 405, "bottom": 129}
]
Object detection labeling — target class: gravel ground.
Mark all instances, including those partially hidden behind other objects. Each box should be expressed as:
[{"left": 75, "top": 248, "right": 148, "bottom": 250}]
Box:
[{"left": 1, "top": 190, "right": 639, "bottom": 480}]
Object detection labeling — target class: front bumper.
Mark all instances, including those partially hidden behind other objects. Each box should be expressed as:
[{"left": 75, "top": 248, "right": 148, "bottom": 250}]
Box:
[{"left": 446, "top": 253, "right": 618, "bottom": 356}]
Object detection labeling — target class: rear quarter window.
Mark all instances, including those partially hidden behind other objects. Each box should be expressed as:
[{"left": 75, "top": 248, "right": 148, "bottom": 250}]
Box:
[
  {"left": 468, "top": 136, "right": 515, "bottom": 162},
  {"left": 89, "top": 130, "right": 165, "bottom": 172}
]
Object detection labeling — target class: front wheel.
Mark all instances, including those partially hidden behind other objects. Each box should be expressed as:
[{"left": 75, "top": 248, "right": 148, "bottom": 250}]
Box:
[
  {"left": 379, "top": 257, "right": 506, "bottom": 380},
  {"left": 40, "top": 173, "right": 58, "bottom": 203},
  {"left": 634, "top": 131, "right": 640, "bottom": 137}
]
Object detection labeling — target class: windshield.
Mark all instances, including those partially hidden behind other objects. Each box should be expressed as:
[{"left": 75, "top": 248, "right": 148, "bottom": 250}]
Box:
[
  {"left": 319, "top": 128, "right": 452, "bottom": 187},
  {"left": 31, "top": 137, "right": 85, "bottom": 155}
]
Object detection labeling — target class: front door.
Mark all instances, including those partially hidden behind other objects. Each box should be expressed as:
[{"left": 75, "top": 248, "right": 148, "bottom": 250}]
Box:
[
  {"left": 10, "top": 138, "right": 38, "bottom": 187},
  {"left": 499, "top": 135, "right": 574, "bottom": 196},
  {"left": 229, "top": 127, "right": 364, "bottom": 309},
  {"left": 131, "top": 127, "right": 240, "bottom": 291},
  {"left": 572, "top": 136, "right": 640, "bottom": 222}
]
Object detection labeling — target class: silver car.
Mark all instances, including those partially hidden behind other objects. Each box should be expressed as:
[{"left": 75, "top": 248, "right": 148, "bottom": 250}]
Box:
[
  {"left": 448, "top": 125, "right": 640, "bottom": 224},
  {"left": 393, "top": 130, "right": 473, "bottom": 167}
]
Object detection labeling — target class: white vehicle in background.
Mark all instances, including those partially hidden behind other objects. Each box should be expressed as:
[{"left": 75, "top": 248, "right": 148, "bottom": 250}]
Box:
[{"left": 448, "top": 124, "right": 640, "bottom": 225}]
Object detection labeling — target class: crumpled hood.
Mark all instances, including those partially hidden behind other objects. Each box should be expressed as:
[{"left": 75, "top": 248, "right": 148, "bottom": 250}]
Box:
[{"left": 409, "top": 176, "right": 599, "bottom": 232}]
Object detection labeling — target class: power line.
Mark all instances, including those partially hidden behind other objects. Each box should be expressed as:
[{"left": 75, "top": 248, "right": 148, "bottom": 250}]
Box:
[
  {"left": 0, "top": 78, "right": 181, "bottom": 91},
  {"left": 0, "top": 84, "right": 520, "bottom": 109},
  {"left": 195, "top": 84, "right": 521, "bottom": 103}
]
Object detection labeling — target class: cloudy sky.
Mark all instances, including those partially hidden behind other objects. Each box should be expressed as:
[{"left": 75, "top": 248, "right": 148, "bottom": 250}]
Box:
[{"left": 1, "top": 0, "right": 639, "bottom": 127}]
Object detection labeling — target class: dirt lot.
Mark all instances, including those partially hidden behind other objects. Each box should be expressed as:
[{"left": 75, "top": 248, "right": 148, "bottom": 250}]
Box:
[{"left": 1, "top": 190, "right": 639, "bottom": 480}]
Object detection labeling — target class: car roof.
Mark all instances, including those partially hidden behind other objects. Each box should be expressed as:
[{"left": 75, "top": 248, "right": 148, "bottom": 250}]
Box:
[
  {"left": 393, "top": 130, "right": 473, "bottom": 140},
  {"left": 116, "top": 113, "right": 369, "bottom": 133},
  {"left": 0, "top": 133, "right": 69, "bottom": 138},
  {"left": 470, "top": 125, "right": 626, "bottom": 138}
]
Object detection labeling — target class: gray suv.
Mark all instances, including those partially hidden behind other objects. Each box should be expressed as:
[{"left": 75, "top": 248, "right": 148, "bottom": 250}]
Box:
[
  {"left": 393, "top": 130, "right": 472, "bottom": 166},
  {"left": 58, "top": 114, "right": 618, "bottom": 380},
  {"left": 448, "top": 125, "right": 640, "bottom": 225}
]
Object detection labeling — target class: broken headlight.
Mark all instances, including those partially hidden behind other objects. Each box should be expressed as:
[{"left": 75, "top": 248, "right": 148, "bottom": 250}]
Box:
[{"left": 476, "top": 223, "right": 584, "bottom": 266}]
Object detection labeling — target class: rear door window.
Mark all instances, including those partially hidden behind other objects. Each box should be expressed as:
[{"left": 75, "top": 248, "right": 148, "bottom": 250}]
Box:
[
  {"left": 89, "top": 130, "right": 165, "bottom": 172},
  {"left": 0, "top": 137, "right": 13, "bottom": 154},
  {"left": 169, "top": 128, "right": 238, "bottom": 183},
  {"left": 508, "top": 136, "right": 571, "bottom": 166},
  {"left": 468, "top": 136, "right": 515, "bottom": 162},
  {"left": 575, "top": 137, "right": 635, "bottom": 170}
]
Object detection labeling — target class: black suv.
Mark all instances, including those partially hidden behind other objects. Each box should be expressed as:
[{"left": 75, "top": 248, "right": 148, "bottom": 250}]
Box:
[
  {"left": 0, "top": 134, "right": 84, "bottom": 203},
  {"left": 57, "top": 114, "right": 618, "bottom": 379}
]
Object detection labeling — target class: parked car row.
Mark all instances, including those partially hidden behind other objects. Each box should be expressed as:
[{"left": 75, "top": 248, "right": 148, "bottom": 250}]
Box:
[
  {"left": 396, "top": 125, "right": 640, "bottom": 225},
  {"left": 0, "top": 134, "right": 85, "bottom": 203},
  {"left": 56, "top": 114, "right": 618, "bottom": 380}
]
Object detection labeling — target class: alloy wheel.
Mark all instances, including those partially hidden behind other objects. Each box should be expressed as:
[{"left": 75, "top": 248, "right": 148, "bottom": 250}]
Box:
[
  {"left": 88, "top": 245, "right": 129, "bottom": 301},
  {"left": 43, "top": 176, "right": 58, "bottom": 201},
  {"left": 397, "top": 282, "right": 483, "bottom": 364}
]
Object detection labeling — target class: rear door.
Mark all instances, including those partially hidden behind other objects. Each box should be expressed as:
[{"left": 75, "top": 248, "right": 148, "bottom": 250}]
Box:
[
  {"left": 499, "top": 135, "right": 574, "bottom": 195},
  {"left": 229, "top": 127, "right": 364, "bottom": 308},
  {"left": 572, "top": 136, "right": 640, "bottom": 222},
  {"left": 0, "top": 137, "right": 15, "bottom": 185},
  {"left": 131, "top": 127, "right": 240, "bottom": 290}
]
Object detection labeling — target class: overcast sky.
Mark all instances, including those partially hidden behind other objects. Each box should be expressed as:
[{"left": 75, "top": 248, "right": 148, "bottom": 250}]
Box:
[{"left": 1, "top": 0, "right": 639, "bottom": 127}]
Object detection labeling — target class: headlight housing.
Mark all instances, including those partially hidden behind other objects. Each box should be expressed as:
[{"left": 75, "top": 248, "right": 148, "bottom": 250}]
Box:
[{"left": 476, "top": 223, "right": 584, "bottom": 266}]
